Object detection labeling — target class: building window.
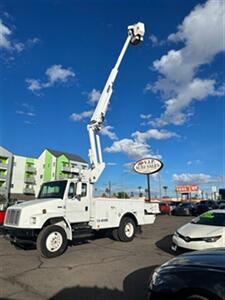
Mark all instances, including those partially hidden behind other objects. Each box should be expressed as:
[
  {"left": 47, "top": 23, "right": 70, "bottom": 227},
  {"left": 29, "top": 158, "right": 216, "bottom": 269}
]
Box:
[
  {"left": 11, "top": 184, "right": 14, "bottom": 188},
  {"left": 40, "top": 175, "right": 43, "bottom": 179}
]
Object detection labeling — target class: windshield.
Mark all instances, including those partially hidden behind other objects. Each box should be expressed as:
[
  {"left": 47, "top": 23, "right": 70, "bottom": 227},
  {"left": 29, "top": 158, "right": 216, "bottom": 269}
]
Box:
[
  {"left": 38, "top": 181, "right": 67, "bottom": 199},
  {"left": 191, "top": 212, "right": 225, "bottom": 226}
]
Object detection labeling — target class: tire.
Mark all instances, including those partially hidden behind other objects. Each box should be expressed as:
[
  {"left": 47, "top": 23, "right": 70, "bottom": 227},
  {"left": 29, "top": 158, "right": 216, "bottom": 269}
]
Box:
[
  {"left": 37, "top": 225, "right": 67, "bottom": 258},
  {"left": 111, "top": 228, "right": 120, "bottom": 241},
  {"left": 118, "top": 217, "right": 136, "bottom": 242}
]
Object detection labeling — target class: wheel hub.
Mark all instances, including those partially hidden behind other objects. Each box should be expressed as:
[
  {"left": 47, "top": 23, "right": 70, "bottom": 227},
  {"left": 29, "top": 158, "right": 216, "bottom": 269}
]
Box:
[
  {"left": 46, "top": 231, "right": 63, "bottom": 252},
  {"left": 125, "top": 223, "right": 134, "bottom": 238}
]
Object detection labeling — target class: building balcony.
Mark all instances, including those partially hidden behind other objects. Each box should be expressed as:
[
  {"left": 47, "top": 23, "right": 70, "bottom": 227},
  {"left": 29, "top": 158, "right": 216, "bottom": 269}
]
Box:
[
  {"left": 24, "top": 177, "right": 35, "bottom": 184},
  {"left": 25, "top": 166, "right": 36, "bottom": 173},
  {"left": 0, "top": 174, "right": 6, "bottom": 180},
  {"left": 23, "top": 187, "right": 35, "bottom": 195},
  {"left": 0, "top": 163, "right": 8, "bottom": 169},
  {"left": 61, "top": 166, "right": 80, "bottom": 174}
]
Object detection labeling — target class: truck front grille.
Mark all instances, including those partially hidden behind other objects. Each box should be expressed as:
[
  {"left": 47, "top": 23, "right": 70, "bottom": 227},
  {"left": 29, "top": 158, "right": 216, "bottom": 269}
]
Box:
[{"left": 5, "top": 209, "right": 21, "bottom": 226}]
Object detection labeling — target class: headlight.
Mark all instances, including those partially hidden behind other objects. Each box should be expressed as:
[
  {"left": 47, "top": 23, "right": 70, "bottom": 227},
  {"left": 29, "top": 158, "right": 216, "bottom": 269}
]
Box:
[
  {"left": 30, "top": 217, "right": 37, "bottom": 225},
  {"left": 151, "top": 271, "right": 160, "bottom": 286},
  {"left": 203, "top": 235, "right": 221, "bottom": 242}
]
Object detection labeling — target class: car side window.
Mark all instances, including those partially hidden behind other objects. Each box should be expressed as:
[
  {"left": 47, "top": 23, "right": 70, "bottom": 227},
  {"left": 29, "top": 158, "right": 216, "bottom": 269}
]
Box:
[
  {"left": 68, "top": 182, "right": 76, "bottom": 199},
  {"left": 81, "top": 183, "right": 87, "bottom": 197}
]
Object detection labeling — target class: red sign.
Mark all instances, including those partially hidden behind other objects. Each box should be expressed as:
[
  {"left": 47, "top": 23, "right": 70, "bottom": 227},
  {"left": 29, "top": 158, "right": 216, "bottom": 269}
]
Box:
[{"left": 176, "top": 185, "right": 199, "bottom": 193}]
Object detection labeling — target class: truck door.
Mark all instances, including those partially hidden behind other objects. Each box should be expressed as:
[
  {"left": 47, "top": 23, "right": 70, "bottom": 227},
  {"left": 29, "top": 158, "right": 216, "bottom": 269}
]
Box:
[{"left": 66, "top": 182, "right": 90, "bottom": 223}]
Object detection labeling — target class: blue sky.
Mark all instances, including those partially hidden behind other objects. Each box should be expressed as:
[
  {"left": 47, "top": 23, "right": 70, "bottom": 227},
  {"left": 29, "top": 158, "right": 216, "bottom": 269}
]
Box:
[{"left": 0, "top": 0, "right": 224, "bottom": 197}]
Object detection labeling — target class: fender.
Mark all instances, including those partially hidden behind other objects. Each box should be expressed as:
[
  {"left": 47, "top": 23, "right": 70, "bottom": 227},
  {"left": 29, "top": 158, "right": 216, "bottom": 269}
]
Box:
[{"left": 43, "top": 217, "right": 72, "bottom": 240}]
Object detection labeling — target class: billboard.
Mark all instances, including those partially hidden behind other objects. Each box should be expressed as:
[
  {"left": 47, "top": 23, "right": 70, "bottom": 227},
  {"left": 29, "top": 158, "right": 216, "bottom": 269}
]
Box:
[
  {"left": 175, "top": 185, "right": 199, "bottom": 193},
  {"left": 133, "top": 158, "right": 163, "bottom": 175}
]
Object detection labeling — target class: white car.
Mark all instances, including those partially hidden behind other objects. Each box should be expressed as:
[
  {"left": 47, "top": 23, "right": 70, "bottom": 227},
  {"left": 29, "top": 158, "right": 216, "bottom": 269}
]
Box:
[{"left": 172, "top": 210, "right": 225, "bottom": 251}]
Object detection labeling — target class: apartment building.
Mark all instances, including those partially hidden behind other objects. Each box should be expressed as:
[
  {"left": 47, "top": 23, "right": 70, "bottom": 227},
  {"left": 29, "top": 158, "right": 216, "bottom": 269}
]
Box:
[
  {"left": 0, "top": 146, "right": 13, "bottom": 198},
  {"left": 0, "top": 146, "right": 88, "bottom": 200}
]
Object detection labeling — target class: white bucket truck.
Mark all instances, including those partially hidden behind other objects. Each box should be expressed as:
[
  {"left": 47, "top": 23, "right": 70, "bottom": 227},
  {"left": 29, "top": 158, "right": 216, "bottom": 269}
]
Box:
[{"left": 4, "top": 22, "right": 159, "bottom": 258}]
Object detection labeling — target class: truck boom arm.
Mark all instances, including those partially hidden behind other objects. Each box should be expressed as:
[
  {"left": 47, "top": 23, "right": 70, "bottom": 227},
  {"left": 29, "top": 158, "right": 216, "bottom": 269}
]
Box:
[{"left": 87, "top": 22, "right": 145, "bottom": 183}]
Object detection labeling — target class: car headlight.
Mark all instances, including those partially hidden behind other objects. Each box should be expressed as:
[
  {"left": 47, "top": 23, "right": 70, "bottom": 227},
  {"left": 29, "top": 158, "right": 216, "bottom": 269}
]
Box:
[
  {"left": 203, "top": 235, "right": 222, "bottom": 242},
  {"left": 30, "top": 217, "right": 37, "bottom": 225},
  {"left": 151, "top": 271, "right": 161, "bottom": 286}
]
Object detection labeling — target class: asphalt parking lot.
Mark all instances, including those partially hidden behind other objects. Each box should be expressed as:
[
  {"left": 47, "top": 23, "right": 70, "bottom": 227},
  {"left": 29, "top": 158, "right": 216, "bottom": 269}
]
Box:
[{"left": 0, "top": 215, "right": 192, "bottom": 300}]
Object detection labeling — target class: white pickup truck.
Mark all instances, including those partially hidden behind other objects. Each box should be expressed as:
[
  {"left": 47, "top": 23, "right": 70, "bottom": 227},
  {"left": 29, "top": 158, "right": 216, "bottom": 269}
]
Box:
[{"left": 4, "top": 179, "right": 159, "bottom": 257}]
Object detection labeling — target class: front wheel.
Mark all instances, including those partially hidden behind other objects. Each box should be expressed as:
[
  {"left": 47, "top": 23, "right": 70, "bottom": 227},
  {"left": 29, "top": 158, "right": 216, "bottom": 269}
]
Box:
[
  {"left": 118, "top": 217, "right": 136, "bottom": 242},
  {"left": 37, "top": 225, "right": 67, "bottom": 258}
]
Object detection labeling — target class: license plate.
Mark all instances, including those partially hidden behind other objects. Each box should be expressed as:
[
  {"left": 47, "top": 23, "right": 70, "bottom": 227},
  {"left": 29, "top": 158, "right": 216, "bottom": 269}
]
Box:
[{"left": 171, "top": 243, "right": 177, "bottom": 251}]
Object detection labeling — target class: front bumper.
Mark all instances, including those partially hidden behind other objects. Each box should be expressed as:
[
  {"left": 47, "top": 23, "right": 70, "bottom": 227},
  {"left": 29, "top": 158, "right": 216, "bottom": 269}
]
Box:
[
  {"left": 172, "top": 234, "right": 223, "bottom": 251},
  {"left": 4, "top": 226, "right": 39, "bottom": 243}
]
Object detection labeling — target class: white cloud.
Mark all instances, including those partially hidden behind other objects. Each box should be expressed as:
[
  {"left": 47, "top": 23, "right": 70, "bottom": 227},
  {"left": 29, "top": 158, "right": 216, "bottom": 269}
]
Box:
[
  {"left": 87, "top": 89, "right": 101, "bottom": 105},
  {"left": 101, "top": 125, "right": 118, "bottom": 140},
  {"left": 105, "top": 127, "right": 177, "bottom": 160},
  {"left": 140, "top": 114, "right": 151, "bottom": 120},
  {"left": 26, "top": 79, "right": 42, "bottom": 92},
  {"left": 132, "top": 128, "right": 178, "bottom": 143},
  {"left": 147, "top": 0, "right": 225, "bottom": 127},
  {"left": 172, "top": 173, "right": 212, "bottom": 185},
  {"left": 107, "top": 162, "right": 117, "bottom": 166},
  {"left": 187, "top": 160, "right": 202, "bottom": 166},
  {"left": 45, "top": 64, "right": 75, "bottom": 85},
  {"left": 70, "top": 110, "right": 93, "bottom": 122},
  {"left": 0, "top": 18, "right": 40, "bottom": 54},
  {"left": 16, "top": 110, "right": 35, "bottom": 117},
  {"left": 0, "top": 19, "right": 12, "bottom": 49},
  {"left": 149, "top": 34, "right": 164, "bottom": 47},
  {"left": 26, "top": 65, "right": 75, "bottom": 93},
  {"left": 16, "top": 103, "right": 36, "bottom": 117},
  {"left": 105, "top": 138, "right": 152, "bottom": 160}
]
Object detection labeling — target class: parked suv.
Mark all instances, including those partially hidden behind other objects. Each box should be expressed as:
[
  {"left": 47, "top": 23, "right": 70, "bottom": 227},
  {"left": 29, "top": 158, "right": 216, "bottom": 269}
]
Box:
[{"left": 191, "top": 200, "right": 218, "bottom": 216}]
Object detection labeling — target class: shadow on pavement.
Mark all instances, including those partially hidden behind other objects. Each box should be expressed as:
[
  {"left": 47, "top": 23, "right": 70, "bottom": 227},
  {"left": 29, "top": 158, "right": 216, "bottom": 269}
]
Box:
[
  {"left": 155, "top": 234, "right": 187, "bottom": 256},
  {"left": 0, "top": 265, "right": 157, "bottom": 300},
  {"left": 49, "top": 265, "right": 157, "bottom": 300}
]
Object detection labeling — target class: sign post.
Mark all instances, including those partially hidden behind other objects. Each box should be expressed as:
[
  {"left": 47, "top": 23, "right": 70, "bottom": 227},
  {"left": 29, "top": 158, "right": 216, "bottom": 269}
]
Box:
[{"left": 133, "top": 158, "right": 163, "bottom": 201}]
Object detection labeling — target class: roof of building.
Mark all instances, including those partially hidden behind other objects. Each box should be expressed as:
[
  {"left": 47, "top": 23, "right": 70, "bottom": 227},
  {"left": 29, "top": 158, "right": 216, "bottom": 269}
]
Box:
[{"left": 46, "top": 148, "right": 88, "bottom": 164}]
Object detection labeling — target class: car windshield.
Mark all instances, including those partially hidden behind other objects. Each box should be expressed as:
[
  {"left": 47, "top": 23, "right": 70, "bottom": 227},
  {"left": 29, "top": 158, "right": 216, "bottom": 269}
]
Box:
[
  {"left": 191, "top": 212, "right": 225, "bottom": 226},
  {"left": 38, "top": 181, "right": 67, "bottom": 199}
]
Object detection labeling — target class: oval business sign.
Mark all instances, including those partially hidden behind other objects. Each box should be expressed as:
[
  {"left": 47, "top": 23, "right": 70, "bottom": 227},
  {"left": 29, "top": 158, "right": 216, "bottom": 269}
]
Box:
[{"left": 133, "top": 158, "right": 163, "bottom": 175}]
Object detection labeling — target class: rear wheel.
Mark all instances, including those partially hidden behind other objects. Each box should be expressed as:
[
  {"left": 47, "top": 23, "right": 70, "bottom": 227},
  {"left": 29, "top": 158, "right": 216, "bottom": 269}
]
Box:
[
  {"left": 37, "top": 225, "right": 67, "bottom": 258},
  {"left": 118, "top": 217, "right": 136, "bottom": 242}
]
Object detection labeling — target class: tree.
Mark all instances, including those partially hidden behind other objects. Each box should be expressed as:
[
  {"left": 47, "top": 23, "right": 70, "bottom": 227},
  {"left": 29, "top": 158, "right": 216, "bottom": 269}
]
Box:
[{"left": 117, "top": 192, "right": 129, "bottom": 199}]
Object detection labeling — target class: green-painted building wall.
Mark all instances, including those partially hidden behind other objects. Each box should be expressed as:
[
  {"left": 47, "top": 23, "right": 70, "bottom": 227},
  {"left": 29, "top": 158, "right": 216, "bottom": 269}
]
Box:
[{"left": 56, "top": 155, "right": 69, "bottom": 179}]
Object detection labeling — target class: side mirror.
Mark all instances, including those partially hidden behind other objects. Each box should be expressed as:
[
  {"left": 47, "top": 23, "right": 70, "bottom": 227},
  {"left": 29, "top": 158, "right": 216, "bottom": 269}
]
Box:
[{"left": 76, "top": 181, "right": 82, "bottom": 197}]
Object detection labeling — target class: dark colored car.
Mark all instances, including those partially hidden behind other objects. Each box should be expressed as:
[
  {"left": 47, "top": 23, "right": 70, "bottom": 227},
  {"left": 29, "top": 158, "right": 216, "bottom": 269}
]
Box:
[
  {"left": 159, "top": 202, "right": 171, "bottom": 214},
  {"left": 191, "top": 200, "right": 218, "bottom": 216},
  {"left": 171, "top": 202, "right": 194, "bottom": 216},
  {"left": 147, "top": 249, "right": 225, "bottom": 300}
]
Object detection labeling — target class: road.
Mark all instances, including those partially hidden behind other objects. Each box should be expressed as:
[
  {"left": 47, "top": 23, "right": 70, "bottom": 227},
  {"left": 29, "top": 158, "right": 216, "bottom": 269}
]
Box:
[{"left": 0, "top": 215, "right": 192, "bottom": 300}]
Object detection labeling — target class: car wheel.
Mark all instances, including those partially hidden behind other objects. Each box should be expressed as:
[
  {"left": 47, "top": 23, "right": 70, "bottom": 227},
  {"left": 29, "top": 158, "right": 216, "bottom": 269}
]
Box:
[
  {"left": 37, "top": 225, "right": 67, "bottom": 258},
  {"left": 118, "top": 217, "right": 136, "bottom": 242}
]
